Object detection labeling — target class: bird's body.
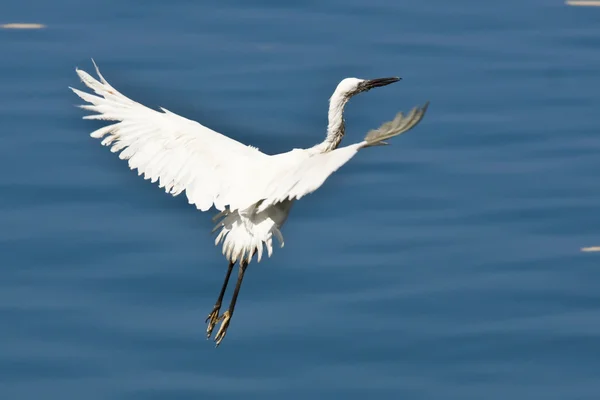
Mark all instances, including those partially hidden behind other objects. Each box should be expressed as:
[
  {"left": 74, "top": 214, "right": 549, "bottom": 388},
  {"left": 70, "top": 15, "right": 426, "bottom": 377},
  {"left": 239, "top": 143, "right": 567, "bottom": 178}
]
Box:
[{"left": 71, "top": 62, "right": 429, "bottom": 346}]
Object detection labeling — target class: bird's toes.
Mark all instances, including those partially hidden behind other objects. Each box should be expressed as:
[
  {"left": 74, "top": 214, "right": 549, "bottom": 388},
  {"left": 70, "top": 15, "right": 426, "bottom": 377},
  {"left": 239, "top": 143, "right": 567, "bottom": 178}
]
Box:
[
  {"left": 205, "top": 305, "right": 221, "bottom": 339},
  {"left": 214, "top": 310, "right": 231, "bottom": 347}
]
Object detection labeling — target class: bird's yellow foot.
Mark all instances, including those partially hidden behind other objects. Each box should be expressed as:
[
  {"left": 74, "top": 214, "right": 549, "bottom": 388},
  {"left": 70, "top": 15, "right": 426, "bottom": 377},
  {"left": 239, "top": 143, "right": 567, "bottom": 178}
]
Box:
[
  {"left": 205, "top": 305, "right": 221, "bottom": 339},
  {"left": 214, "top": 310, "right": 231, "bottom": 347}
]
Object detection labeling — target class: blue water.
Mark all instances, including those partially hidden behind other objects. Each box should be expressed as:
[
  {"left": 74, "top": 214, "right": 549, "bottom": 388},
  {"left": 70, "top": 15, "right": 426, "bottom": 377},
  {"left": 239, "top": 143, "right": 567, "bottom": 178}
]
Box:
[{"left": 2, "top": 0, "right": 600, "bottom": 398}]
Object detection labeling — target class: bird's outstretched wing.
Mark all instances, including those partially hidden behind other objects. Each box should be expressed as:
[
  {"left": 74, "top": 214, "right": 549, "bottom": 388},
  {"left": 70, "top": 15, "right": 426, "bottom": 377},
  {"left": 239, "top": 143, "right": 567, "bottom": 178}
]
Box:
[
  {"left": 73, "top": 62, "right": 428, "bottom": 215},
  {"left": 255, "top": 144, "right": 362, "bottom": 212},
  {"left": 255, "top": 102, "right": 429, "bottom": 212},
  {"left": 70, "top": 61, "right": 268, "bottom": 212}
]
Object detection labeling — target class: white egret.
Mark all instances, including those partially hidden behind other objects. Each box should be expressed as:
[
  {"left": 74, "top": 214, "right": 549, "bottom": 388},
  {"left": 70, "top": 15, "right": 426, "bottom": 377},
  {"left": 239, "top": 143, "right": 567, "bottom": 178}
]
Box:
[{"left": 71, "top": 61, "right": 429, "bottom": 346}]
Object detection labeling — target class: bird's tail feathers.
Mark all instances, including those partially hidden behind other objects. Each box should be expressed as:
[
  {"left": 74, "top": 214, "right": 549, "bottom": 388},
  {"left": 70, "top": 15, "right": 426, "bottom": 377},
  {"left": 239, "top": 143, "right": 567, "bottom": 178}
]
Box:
[{"left": 363, "top": 101, "right": 429, "bottom": 147}]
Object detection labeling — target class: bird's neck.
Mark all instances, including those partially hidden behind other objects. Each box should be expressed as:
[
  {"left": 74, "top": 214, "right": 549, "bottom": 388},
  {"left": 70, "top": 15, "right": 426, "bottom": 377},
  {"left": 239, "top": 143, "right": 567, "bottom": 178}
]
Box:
[{"left": 314, "top": 93, "right": 348, "bottom": 153}]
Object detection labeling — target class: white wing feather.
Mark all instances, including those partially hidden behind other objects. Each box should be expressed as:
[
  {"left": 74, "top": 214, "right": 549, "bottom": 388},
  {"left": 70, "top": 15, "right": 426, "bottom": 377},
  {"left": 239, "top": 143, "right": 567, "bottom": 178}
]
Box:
[
  {"left": 71, "top": 61, "right": 269, "bottom": 212},
  {"left": 254, "top": 103, "right": 430, "bottom": 212},
  {"left": 255, "top": 144, "right": 362, "bottom": 212},
  {"left": 71, "top": 62, "right": 378, "bottom": 214}
]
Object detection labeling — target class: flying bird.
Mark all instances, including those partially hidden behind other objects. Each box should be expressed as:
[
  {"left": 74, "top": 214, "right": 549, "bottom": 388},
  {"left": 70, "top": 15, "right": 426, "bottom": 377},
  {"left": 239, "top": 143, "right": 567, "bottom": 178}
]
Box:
[{"left": 71, "top": 61, "right": 429, "bottom": 346}]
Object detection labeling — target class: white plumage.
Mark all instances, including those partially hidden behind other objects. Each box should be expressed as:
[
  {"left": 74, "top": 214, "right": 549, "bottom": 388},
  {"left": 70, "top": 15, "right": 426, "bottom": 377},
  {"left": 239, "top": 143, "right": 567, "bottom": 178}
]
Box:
[{"left": 71, "top": 61, "right": 429, "bottom": 345}]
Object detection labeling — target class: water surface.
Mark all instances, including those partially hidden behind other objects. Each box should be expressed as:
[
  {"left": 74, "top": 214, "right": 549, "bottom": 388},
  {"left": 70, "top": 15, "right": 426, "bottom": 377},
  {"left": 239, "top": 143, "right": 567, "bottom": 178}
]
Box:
[{"left": 2, "top": 0, "right": 600, "bottom": 398}]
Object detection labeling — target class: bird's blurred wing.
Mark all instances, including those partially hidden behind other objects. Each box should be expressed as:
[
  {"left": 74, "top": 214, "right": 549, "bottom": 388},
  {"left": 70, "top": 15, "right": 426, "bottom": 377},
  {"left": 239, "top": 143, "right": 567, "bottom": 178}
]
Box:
[
  {"left": 255, "top": 101, "right": 430, "bottom": 212},
  {"left": 364, "top": 102, "right": 429, "bottom": 146},
  {"left": 71, "top": 61, "right": 268, "bottom": 212},
  {"left": 256, "top": 143, "right": 363, "bottom": 212}
]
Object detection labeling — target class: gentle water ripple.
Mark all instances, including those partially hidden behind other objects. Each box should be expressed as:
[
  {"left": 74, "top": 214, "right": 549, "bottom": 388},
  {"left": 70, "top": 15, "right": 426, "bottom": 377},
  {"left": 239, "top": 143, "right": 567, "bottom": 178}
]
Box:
[{"left": 2, "top": 0, "right": 600, "bottom": 398}]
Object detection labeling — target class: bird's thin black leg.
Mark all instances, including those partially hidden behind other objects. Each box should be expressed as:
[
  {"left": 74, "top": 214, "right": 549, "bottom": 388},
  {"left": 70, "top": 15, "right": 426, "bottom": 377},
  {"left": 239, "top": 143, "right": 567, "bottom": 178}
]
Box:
[
  {"left": 214, "top": 259, "right": 249, "bottom": 346},
  {"left": 205, "top": 261, "right": 235, "bottom": 338}
]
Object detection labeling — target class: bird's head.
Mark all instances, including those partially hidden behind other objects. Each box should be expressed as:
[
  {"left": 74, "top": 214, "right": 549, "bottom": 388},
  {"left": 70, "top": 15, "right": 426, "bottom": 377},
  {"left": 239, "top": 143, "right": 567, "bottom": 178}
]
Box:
[
  {"left": 332, "top": 77, "right": 401, "bottom": 101},
  {"left": 320, "top": 75, "right": 401, "bottom": 153}
]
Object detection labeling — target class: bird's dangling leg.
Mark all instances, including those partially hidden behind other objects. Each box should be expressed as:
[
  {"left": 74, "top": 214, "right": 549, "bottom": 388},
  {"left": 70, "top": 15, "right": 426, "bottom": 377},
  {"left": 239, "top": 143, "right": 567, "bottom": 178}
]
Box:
[
  {"left": 205, "top": 261, "right": 235, "bottom": 338},
  {"left": 214, "top": 259, "right": 249, "bottom": 347}
]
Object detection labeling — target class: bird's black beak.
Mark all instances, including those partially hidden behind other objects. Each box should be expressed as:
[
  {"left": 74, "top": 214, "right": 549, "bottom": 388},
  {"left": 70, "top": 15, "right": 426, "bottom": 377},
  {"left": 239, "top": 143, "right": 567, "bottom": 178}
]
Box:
[{"left": 362, "top": 77, "right": 401, "bottom": 91}]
